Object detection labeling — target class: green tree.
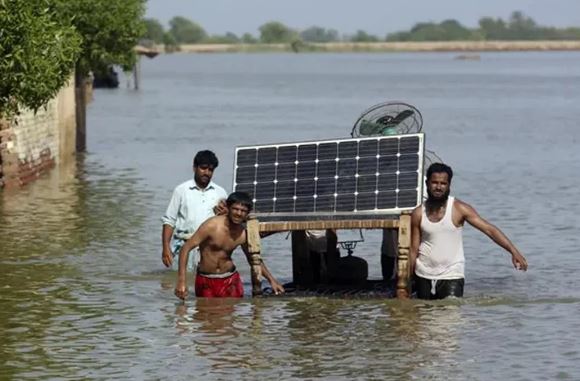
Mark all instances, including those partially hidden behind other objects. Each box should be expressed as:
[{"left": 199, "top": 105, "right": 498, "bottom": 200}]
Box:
[
  {"left": 241, "top": 33, "right": 258, "bottom": 44},
  {"left": 507, "top": 11, "right": 538, "bottom": 40},
  {"left": 478, "top": 17, "right": 508, "bottom": 40},
  {"left": 143, "top": 18, "right": 165, "bottom": 44},
  {"left": 300, "top": 26, "right": 339, "bottom": 42},
  {"left": 0, "top": 0, "right": 81, "bottom": 116},
  {"left": 51, "top": 0, "right": 146, "bottom": 76},
  {"left": 385, "top": 31, "right": 412, "bottom": 42},
  {"left": 168, "top": 16, "right": 207, "bottom": 44},
  {"left": 205, "top": 32, "right": 240, "bottom": 44},
  {"left": 162, "top": 32, "right": 178, "bottom": 47},
  {"left": 259, "top": 21, "right": 296, "bottom": 43},
  {"left": 387, "top": 19, "right": 476, "bottom": 41},
  {"left": 558, "top": 27, "right": 580, "bottom": 40},
  {"left": 439, "top": 19, "right": 475, "bottom": 40},
  {"left": 351, "top": 30, "right": 379, "bottom": 42}
]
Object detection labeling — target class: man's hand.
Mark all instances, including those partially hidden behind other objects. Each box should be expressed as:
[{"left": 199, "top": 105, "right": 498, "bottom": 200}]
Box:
[
  {"left": 162, "top": 247, "right": 173, "bottom": 268},
  {"left": 213, "top": 199, "right": 228, "bottom": 215},
  {"left": 269, "top": 280, "right": 285, "bottom": 295},
  {"left": 511, "top": 252, "right": 528, "bottom": 271},
  {"left": 174, "top": 280, "right": 188, "bottom": 300}
]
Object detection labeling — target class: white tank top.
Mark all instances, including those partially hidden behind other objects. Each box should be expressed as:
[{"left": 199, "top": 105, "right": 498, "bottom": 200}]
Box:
[{"left": 415, "top": 196, "right": 465, "bottom": 280}]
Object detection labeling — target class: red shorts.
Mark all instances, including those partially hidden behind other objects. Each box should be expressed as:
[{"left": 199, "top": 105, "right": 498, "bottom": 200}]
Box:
[{"left": 195, "top": 271, "right": 244, "bottom": 298}]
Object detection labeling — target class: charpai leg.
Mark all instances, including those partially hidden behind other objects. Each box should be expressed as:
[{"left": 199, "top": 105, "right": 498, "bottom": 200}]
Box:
[{"left": 396, "top": 215, "right": 411, "bottom": 298}]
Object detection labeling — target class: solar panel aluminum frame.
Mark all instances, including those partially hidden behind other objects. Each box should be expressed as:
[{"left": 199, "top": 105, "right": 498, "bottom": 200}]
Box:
[{"left": 233, "top": 133, "right": 425, "bottom": 221}]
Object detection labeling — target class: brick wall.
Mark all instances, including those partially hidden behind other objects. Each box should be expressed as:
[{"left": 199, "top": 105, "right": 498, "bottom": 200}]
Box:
[{"left": 0, "top": 77, "right": 76, "bottom": 189}]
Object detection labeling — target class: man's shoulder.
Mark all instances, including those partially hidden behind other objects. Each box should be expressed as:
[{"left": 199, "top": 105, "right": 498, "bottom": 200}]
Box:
[
  {"left": 410, "top": 205, "right": 422, "bottom": 223},
  {"left": 204, "top": 214, "right": 225, "bottom": 228},
  {"left": 452, "top": 197, "right": 473, "bottom": 214},
  {"left": 174, "top": 179, "right": 194, "bottom": 192},
  {"left": 210, "top": 182, "right": 228, "bottom": 196},
  {"left": 412, "top": 204, "right": 423, "bottom": 215}
]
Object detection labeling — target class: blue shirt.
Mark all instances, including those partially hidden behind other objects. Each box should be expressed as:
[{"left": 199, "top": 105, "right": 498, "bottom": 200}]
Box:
[{"left": 162, "top": 179, "right": 228, "bottom": 240}]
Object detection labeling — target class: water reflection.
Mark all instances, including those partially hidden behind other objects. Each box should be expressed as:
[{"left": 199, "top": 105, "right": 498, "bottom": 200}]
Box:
[
  {"left": 168, "top": 297, "right": 468, "bottom": 380},
  {"left": 176, "top": 298, "right": 238, "bottom": 337},
  {"left": 398, "top": 302, "right": 465, "bottom": 380},
  {"left": 0, "top": 156, "right": 154, "bottom": 380}
]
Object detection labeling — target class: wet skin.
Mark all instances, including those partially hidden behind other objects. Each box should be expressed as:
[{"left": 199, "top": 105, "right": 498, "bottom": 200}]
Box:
[{"left": 174, "top": 203, "right": 285, "bottom": 300}]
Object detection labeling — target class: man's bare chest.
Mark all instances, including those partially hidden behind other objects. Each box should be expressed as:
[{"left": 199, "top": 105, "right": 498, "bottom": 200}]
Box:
[{"left": 207, "top": 233, "right": 245, "bottom": 252}]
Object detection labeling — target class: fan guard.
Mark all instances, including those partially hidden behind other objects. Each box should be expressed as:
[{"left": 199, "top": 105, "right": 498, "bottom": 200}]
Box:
[{"left": 351, "top": 102, "right": 423, "bottom": 138}]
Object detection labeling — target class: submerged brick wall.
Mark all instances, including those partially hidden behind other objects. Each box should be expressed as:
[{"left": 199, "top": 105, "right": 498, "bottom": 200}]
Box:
[{"left": 0, "top": 78, "right": 76, "bottom": 189}]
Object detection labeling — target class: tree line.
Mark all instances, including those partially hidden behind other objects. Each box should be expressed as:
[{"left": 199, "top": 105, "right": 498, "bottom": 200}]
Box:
[
  {"left": 387, "top": 11, "right": 580, "bottom": 41},
  {"left": 1, "top": 0, "right": 145, "bottom": 117},
  {"left": 143, "top": 11, "right": 580, "bottom": 47}
]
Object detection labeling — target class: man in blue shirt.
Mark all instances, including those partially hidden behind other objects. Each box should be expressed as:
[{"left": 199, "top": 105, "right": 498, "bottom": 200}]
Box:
[{"left": 162, "top": 150, "right": 228, "bottom": 269}]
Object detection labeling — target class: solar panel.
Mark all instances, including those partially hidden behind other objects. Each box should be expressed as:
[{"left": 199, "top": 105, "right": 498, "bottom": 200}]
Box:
[{"left": 234, "top": 133, "right": 424, "bottom": 221}]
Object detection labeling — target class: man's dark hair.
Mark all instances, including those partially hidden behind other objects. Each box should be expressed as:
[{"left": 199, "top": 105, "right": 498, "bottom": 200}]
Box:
[
  {"left": 193, "top": 150, "right": 219, "bottom": 168},
  {"left": 226, "top": 191, "right": 253, "bottom": 212},
  {"left": 426, "top": 163, "right": 453, "bottom": 182}
]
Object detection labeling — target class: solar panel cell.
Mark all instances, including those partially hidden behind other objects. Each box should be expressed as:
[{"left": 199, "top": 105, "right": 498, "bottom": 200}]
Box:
[
  {"left": 295, "top": 197, "right": 315, "bottom": 212},
  {"left": 336, "top": 177, "right": 356, "bottom": 193},
  {"left": 277, "top": 145, "right": 297, "bottom": 163},
  {"left": 398, "top": 190, "right": 419, "bottom": 207},
  {"left": 358, "top": 139, "right": 378, "bottom": 157},
  {"left": 237, "top": 149, "right": 257, "bottom": 166},
  {"left": 318, "top": 143, "right": 337, "bottom": 161},
  {"left": 316, "top": 177, "right": 336, "bottom": 195},
  {"left": 276, "top": 163, "right": 296, "bottom": 181},
  {"left": 297, "top": 162, "right": 316, "bottom": 179},
  {"left": 256, "top": 164, "right": 276, "bottom": 182},
  {"left": 275, "top": 198, "right": 295, "bottom": 213},
  {"left": 336, "top": 193, "right": 356, "bottom": 211},
  {"left": 317, "top": 160, "right": 336, "bottom": 178},
  {"left": 315, "top": 195, "right": 335, "bottom": 212},
  {"left": 338, "top": 141, "right": 358, "bottom": 158},
  {"left": 377, "top": 191, "right": 397, "bottom": 209},
  {"left": 297, "top": 144, "right": 317, "bottom": 162},
  {"left": 357, "top": 157, "right": 378, "bottom": 175},
  {"left": 357, "top": 175, "right": 377, "bottom": 193},
  {"left": 257, "top": 147, "right": 276, "bottom": 164},
  {"left": 236, "top": 166, "right": 256, "bottom": 184},
  {"left": 357, "top": 192, "right": 378, "bottom": 210},
  {"left": 337, "top": 159, "right": 357, "bottom": 177}
]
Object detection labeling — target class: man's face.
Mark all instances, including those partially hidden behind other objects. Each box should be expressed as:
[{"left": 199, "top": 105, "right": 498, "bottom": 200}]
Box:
[
  {"left": 193, "top": 164, "right": 215, "bottom": 188},
  {"left": 426, "top": 172, "right": 450, "bottom": 202},
  {"left": 228, "top": 202, "right": 250, "bottom": 225}
]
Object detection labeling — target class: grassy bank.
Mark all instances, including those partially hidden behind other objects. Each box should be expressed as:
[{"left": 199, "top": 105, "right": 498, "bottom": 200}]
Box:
[{"left": 152, "top": 40, "right": 580, "bottom": 54}]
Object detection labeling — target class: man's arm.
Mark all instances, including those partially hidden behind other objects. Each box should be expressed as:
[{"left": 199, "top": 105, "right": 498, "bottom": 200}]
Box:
[
  {"left": 162, "top": 224, "right": 175, "bottom": 267},
  {"left": 174, "top": 221, "right": 211, "bottom": 300},
  {"left": 213, "top": 187, "right": 229, "bottom": 215},
  {"left": 457, "top": 200, "right": 528, "bottom": 271},
  {"left": 409, "top": 207, "right": 422, "bottom": 276},
  {"left": 161, "top": 188, "right": 180, "bottom": 267},
  {"left": 213, "top": 199, "right": 228, "bottom": 215},
  {"left": 259, "top": 260, "right": 285, "bottom": 295},
  {"left": 241, "top": 244, "right": 285, "bottom": 295}
]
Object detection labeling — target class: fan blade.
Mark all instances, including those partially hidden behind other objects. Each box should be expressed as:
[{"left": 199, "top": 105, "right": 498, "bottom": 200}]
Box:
[
  {"left": 388, "top": 109, "right": 415, "bottom": 127},
  {"left": 359, "top": 120, "right": 385, "bottom": 136}
]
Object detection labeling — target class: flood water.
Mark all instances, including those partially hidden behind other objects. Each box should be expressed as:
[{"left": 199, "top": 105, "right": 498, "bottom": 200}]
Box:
[{"left": 2, "top": 52, "right": 580, "bottom": 380}]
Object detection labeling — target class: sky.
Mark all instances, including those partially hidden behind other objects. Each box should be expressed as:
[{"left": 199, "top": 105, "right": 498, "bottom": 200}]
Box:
[{"left": 145, "top": 0, "right": 580, "bottom": 37}]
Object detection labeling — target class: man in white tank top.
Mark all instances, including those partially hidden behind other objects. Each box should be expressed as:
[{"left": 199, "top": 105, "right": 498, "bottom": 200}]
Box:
[{"left": 409, "top": 163, "right": 528, "bottom": 299}]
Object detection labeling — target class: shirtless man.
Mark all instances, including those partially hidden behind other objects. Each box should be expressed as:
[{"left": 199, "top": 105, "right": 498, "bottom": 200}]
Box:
[
  {"left": 174, "top": 191, "right": 285, "bottom": 299},
  {"left": 410, "top": 163, "right": 528, "bottom": 299}
]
